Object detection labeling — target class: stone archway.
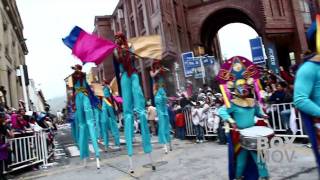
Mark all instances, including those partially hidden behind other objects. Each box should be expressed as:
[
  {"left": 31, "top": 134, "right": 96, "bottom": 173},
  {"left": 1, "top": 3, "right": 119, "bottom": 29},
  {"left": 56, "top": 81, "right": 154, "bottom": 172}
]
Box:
[{"left": 200, "top": 8, "right": 262, "bottom": 56}]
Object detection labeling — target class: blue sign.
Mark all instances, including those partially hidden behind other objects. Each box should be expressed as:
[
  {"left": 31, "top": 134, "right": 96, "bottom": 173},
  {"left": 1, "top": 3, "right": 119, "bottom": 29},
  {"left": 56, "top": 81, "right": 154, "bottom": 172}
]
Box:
[
  {"left": 249, "top": 37, "right": 265, "bottom": 64},
  {"left": 181, "top": 52, "right": 215, "bottom": 77},
  {"left": 266, "top": 42, "right": 280, "bottom": 75},
  {"left": 201, "top": 56, "right": 215, "bottom": 66},
  {"left": 181, "top": 52, "right": 194, "bottom": 77}
]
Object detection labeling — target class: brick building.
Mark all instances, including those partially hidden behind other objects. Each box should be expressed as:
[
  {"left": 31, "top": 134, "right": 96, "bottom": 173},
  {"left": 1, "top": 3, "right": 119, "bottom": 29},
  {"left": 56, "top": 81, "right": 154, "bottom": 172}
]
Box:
[
  {"left": 0, "top": 0, "right": 28, "bottom": 109},
  {"left": 94, "top": 0, "right": 319, "bottom": 97}
]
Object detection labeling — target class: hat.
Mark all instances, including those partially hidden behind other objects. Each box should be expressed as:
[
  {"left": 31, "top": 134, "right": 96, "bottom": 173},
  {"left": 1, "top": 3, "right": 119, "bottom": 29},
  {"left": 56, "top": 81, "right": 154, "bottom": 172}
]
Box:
[{"left": 71, "top": 64, "right": 82, "bottom": 70}]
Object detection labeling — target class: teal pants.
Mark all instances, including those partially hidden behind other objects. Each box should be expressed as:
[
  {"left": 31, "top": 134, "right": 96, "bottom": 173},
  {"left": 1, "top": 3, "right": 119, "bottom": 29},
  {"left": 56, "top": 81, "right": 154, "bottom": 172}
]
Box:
[
  {"left": 94, "top": 108, "right": 102, "bottom": 140},
  {"left": 120, "top": 72, "right": 152, "bottom": 156},
  {"left": 101, "top": 101, "right": 120, "bottom": 148},
  {"left": 75, "top": 92, "right": 100, "bottom": 159},
  {"left": 155, "top": 87, "right": 171, "bottom": 144},
  {"left": 236, "top": 149, "right": 268, "bottom": 178}
]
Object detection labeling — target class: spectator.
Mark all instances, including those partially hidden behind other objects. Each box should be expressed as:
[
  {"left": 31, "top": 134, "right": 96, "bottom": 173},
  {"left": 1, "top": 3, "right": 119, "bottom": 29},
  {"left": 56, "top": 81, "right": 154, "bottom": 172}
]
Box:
[
  {"left": 167, "top": 103, "right": 175, "bottom": 131},
  {"left": 0, "top": 111, "right": 13, "bottom": 180},
  {"left": 269, "top": 82, "right": 287, "bottom": 104},
  {"left": 179, "top": 94, "right": 190, "bottom": 109},
  {"left": 175, "top": 109, "right": 185, "bottom": 140},
  {"left": 147, "top": 103, "right": 157, "bottom": 136},
  {"left": 192, "top": 102, "right": 205, "bottom": 143}
]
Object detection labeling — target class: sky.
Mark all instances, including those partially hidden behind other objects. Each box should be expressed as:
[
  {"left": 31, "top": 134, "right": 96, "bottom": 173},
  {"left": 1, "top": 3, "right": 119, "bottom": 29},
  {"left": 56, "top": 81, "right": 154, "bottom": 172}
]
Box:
[
  {"left": 218, "top": 23, "right": 258, "bottom": 60},
  {"left": 16, "top": 0, "right": 119, "bottom": 100},
  {"left": 15, "top": 1, "right": 256, "bottom": 101}
]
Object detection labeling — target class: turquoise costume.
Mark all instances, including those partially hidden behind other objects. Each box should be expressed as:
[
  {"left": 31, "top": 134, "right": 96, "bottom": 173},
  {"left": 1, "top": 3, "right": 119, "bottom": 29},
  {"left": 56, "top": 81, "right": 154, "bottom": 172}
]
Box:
[
  {"left": 101, "top": 86, "right": 120, "bottom": 148},
  {"left": 294, "top": 61, "right": 320, "bottom": 117},
  {"left": 154, "top": 76, "right": 171, "bottom": 144},
  {"left": 120, "top": 68, "right": 152, "bottom": 156},
  {"left": 94, "top": 106, "right": 102, "bottom": 140},
  {"left": 73, "top": 77, "right": 100, "bottom": 159},
  {"left": 294, "top": 59, "right": 320, "bottom": 174},
  {"left": 216, "top": 56, "right": 269, "bottom": 179},
  {"left": 219, "top": 101, "right": 269, "bottom": 178}
]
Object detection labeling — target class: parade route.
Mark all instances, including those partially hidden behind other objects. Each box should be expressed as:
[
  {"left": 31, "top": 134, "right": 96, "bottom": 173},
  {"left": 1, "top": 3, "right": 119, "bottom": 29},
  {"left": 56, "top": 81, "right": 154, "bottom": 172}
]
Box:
[{"left": 14, "top": 125, "right": 318, "bottom": 180}]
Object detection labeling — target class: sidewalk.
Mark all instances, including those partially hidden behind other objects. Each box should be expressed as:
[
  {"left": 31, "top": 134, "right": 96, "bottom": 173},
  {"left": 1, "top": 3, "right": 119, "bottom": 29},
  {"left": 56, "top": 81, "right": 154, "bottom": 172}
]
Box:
[{"left": 15, "top": 136, "right": 318, "bottom": 180}]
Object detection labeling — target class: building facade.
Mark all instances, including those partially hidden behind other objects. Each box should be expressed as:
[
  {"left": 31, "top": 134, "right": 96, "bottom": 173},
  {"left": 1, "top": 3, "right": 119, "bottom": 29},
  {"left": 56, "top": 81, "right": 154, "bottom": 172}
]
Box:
[
  {"left": 0, "top": 0, "right": 28, "bottom": 109},
  {"left": 95, "top": 0, "right": 319, "bottom": 97}
]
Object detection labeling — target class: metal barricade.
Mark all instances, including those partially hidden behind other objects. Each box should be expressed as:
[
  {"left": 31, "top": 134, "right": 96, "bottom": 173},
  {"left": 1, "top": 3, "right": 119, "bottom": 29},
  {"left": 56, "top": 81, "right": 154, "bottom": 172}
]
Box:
[
  {"left": 183, "top": 107, "right": 217, "bottom": 137},
  {"left": 269, "top": 103, "right": 307, "bottom": 138},
  {"left": 3, "top": 130, "right": 53, "bottom": 174},
  {"left": 184, "top": 103, "right": 308, "bottom": 138}
]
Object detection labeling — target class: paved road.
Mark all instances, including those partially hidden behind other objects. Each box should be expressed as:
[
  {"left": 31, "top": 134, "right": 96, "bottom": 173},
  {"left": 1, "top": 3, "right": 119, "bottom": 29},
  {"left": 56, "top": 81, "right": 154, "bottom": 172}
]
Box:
[{"left": 14, "top": 124, "right": 318, "bottom": 180}]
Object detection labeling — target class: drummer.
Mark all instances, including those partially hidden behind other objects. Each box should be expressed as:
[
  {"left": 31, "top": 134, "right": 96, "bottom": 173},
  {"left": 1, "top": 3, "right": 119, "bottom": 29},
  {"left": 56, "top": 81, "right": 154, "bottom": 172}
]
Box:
[
  {"left": 217, "top": 56, "right": 270, "bottom": 180},
  {"left": 219, "top": 79, "right": 269, "bottom": 180}
]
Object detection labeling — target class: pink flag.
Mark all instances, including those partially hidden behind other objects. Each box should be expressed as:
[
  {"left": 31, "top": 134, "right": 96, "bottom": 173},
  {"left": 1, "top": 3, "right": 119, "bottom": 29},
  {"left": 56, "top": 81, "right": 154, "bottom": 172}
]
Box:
[{"left": 71, "top": 30, "right": 116, "bottom": 65}]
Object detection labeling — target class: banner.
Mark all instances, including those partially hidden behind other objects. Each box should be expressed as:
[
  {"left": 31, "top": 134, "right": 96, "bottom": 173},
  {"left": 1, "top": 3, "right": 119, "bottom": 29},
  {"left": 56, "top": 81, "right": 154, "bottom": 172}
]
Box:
[{"left": 249, "top": 37, "right": 265, "bottom": 64}]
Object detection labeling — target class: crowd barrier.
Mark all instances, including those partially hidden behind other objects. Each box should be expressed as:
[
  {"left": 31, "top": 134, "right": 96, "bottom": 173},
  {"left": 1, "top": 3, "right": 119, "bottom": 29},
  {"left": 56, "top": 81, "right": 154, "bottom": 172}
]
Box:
[
  {"left": 269, "top": 103, "right": 307, "bottom": 138},
  {"left": 183, "top": 107, "right": 217, "bottom": 137},
  {"left": 3, "top": 130, "right": 54, "bottom": 174},
  {"left": 184, "top": 103, "right": 308, "bottom": 138}
]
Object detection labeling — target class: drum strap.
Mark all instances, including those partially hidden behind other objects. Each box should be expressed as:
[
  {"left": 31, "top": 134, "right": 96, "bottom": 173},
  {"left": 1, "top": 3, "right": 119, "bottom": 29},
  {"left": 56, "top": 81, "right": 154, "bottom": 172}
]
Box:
[{"left": 231, "top": 130, "right": 241, "bottom": 155}]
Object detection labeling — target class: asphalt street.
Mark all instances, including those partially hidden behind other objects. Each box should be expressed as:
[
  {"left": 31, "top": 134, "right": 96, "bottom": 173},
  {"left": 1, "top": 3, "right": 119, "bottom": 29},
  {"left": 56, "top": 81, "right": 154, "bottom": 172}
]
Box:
[{"left": 14, "top": 124, "right": 319, "bottom": 180}]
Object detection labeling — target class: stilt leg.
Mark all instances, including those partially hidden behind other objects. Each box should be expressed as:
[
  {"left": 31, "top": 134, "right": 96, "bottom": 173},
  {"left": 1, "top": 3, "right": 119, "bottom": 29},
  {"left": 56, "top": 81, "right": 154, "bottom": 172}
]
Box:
[
  {"left": 96, "top": 158, "right": 100, "bottom": 169},
  {"left": 169, "top": 142, "right": 173, "bottom": 151},
  {"left": 164, "top": 144, "right": 168, "bottom": 154},
  {"left": 83, "top": 158, "right": 87, "bottom": 167},
  {"left": 129, "top": 156, "right": 134, "bottom": 174},
  {"left": 148, "top": 153, "right": 156, "bottom": 171}
]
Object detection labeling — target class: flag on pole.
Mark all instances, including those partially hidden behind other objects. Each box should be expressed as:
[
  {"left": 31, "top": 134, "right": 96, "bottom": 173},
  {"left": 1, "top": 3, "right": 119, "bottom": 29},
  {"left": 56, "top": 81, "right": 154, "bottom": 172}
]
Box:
[{"left": 62, "top": 26, "right": 117, "bottom": 65}]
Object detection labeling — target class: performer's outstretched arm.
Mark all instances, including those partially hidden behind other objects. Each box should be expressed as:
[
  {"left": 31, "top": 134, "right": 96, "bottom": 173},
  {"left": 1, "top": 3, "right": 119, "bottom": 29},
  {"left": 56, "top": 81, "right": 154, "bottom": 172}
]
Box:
[
  {"left": 218, "top": 105, "right": 235, "bottom": 123},
  {"left": 294, "top": 62, "right": 320, "bottom": 117},
  {"left": 254, "top": 105, "right": 267, "bottom": 118}
]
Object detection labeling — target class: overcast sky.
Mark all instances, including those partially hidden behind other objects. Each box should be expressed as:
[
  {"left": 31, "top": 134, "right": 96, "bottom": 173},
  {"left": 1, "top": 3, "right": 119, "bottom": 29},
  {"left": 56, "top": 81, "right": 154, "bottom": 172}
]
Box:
[
  {"left": 15, "top": 1, "right": 257, "bottom": 100},
  {"left": 16, "top": 0, "right": 119, "bottom": 100}
]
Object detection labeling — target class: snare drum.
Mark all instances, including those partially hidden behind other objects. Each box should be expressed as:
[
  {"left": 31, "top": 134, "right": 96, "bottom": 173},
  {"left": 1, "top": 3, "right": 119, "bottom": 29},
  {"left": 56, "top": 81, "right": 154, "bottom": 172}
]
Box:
[{"left": 239, "top": 126, "right": 274, "bottom": 150}]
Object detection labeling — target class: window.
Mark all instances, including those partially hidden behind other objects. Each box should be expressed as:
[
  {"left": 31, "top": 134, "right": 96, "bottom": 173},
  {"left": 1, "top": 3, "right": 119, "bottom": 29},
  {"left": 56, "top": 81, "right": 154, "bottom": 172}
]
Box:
[
  {"left": 174, "top": 1, "right": 180, "bottom": 21},
  {"left": 300, "top": 0, "right": 312, "bottom": 24},
  {"left": 130, "top": 18, "right": 136, "bottom": 37},
  {"left": 127, "top": 0, "right": 133, "bottom": 14},
  {"left": 5, "top": 45, "right": 8, "bottom": 56},
  {"left": 167, "top": 23, "right": 173, "bottom": 42},
  {"left": 177, "top": 26, "right": 184, "bottom": 50},
  {"left": 154, "top": 26, "right": 160, "bottom": 34},
  {"left": 137, "top": 7, "right": 145, "bottom": 33},
  {"left": 150, "top": 0, "right": 158, "bottom": 14}
]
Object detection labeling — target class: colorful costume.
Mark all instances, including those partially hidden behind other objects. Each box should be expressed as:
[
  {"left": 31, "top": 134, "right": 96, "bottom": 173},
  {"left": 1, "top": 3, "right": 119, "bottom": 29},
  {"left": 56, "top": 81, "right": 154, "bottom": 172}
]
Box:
[
  {"left": 114, "top": 32, "right": 152, "bottom": 157},
  {"left": 101, "top": 85, "right": 120, "bottom": 148},
  {"left": 217, "top": 56, "right": 269, "bottom": 180},
  {"left": 93, "top": 101, "right": 102, "bottom": 140},
  {"left": 294, "top": 58, "right": 320, "bottom": 175},
  {"left": 294, "top": 14, "right": 320, "bottom": 175},
  {"left": 72, "top": 66, "right": 100, "bottom": 160},
  {"left": 151, "top": 61, "right": 171, "bottom": 145}
]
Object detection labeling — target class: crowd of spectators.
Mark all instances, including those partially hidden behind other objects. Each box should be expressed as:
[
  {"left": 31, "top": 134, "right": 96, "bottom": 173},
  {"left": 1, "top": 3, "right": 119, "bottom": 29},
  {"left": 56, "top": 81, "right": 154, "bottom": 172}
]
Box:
[{"left": 0, "top": 102, "right": 57, "bottom": 178}]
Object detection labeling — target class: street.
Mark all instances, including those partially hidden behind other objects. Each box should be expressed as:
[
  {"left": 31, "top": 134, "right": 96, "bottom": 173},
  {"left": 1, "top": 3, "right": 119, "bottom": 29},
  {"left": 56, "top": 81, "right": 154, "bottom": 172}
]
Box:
[{"left": 14, "top": 125, "right": 318, "bottom": 180}]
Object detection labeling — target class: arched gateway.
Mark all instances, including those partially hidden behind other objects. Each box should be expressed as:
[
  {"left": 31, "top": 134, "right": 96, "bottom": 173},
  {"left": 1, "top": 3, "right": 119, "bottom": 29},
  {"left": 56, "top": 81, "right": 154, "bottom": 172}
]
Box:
[{"left": 187, "top": 0, "right": 312, "bottom": 70}]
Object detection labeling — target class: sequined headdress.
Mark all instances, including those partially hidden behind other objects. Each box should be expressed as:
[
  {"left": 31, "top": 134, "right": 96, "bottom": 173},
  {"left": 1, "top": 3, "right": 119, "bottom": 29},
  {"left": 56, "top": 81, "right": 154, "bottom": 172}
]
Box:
[{"left": 216, "top": 56, "right": 262, "bottom": 108}]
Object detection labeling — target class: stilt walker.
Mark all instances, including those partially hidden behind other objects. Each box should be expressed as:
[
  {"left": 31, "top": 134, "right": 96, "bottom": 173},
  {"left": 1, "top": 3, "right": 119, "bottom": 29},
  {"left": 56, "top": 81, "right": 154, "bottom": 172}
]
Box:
[
  {"left": 91, "top": 83, "right": 104, "bottom": 143},
  {"left": 113, "top": 32, "right": 155, "bottom": 173},
  {"left": 150, "top": 60, "right": 172, "bottom": 154},
  {"left": 71, "top": 65, "right": 101, "bottom": 169},
  {"left": 217, "top": 56, "right": 269, "bottom": 180},
  {"left": 294, "top": 14, "right": 320, "bottom": 176},
  {"left": 100, "top": 80, "right": 120, "bottom": 150}
]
